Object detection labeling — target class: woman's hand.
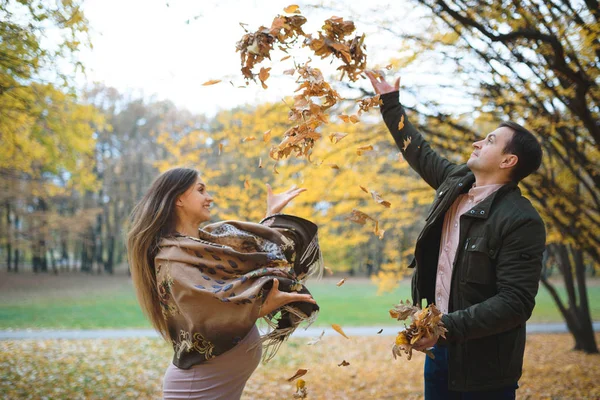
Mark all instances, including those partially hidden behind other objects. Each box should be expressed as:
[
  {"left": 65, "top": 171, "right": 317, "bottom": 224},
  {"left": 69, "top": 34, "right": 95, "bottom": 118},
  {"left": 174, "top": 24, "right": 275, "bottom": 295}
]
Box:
[
  {"left": 265, "top": 184, "right": 306, "bottom": 217},
  {"left": 258, "top": 279, "right": 316, "bottom": 318},
  {"left": 365, "top": 70, "right": 400, "bottom": 95}
]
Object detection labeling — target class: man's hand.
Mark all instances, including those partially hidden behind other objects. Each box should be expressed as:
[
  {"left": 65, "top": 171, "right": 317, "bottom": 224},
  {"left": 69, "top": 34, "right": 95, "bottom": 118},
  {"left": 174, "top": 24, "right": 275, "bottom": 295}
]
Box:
[
  {"left": 412, "top": 334, "right": 439, "bottom": 351},
  {"left": 258, "top": 279, "right": 316, "bottom": 318},
  {"left": 365, "top": 70, "right": 400, "bottom": 95},
  {"left": 265, "top": 184, "right": 306, "bottom": 217}
]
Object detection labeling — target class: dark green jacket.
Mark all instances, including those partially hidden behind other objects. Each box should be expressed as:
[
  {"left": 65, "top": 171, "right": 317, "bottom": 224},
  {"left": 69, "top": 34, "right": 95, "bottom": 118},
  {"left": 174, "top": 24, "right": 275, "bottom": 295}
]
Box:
[{"left": 380, "top": 92, "right": 546, "bottom": 392}]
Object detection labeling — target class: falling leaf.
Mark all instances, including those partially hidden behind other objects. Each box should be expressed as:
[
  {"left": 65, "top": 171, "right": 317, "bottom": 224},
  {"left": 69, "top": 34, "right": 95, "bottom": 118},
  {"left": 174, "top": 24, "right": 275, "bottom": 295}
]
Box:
[
  {"left": 338, "top": 360, "right": 350, "bottom": 367},
  {"left": 259, "top": 67, "right": 271, "bottom": 89},
  {"left": 359, "top": 185, "right": 368, "bottom": 194},
  {"left": 284, "top": 4, "right": 300, "bottom": 13},
  {"left": 398, "top": 114, "right": 405, "bottom": 130},
  {"left": 374, "top": 220, "right": 385, "bottom": 239},
  {"left": 385, "top": 64, "right": 393, "bottom": 70},
  {"left": 324, "top": 266, "right": 334, "bottom": 275},
  {"left": 258, "top": 158, "right": 263, "bottom": 168},
  {"left": 402, "top": 136, "right": 411, "bottom": 151},
  {"left": 397, "top": 152, "right": 404, "bottom": 162},
  {"left": 339, "top": 114, "right": 360, "bottom": 124},
  {"left": 356, "top": 144, "right": 374, "bottom": 156},
  {"left": 336, "top": 278, "right": 345, "bottom": 287},
  {"left": 307, "top": 330, "right": 325, "bottom": 345},
  {"left": 328, "top": 132, "right": 348, "bottom": 144},
  {"left": 202, "top": 79, "right": 221, "bottom": 86},
  {"left": 242, "top": 136, "right": 256, "bottom": 142},
  {"left": 370, "top": 190, "right": 391, "bottom": 208},
  {"left": 281, "top": 55, "right": 292, "bottom": 61},
  {"left": 327, "top": 163, "right": 339, "bottom": 170},
  {"left": 331, "top": 324, "right": 349, "bottom": 339},
  {"left": 218, "top": 143, "right": 224, "bottom": 155},
  {"left": 263, "top": 129, "right": 272, "bottom": 142},
  {"left": 287, "top": 368, "right": 309, "bottom": 382},
  {"left": 377, "top": 329, "right": 383, "bottom": 334},
  {"left": 284, "top": 68, "right": 296, "bottom": 76},
  {"left": 244, "top": 180, "right": 250, "bottom": 189},
  {"left": 273, "top": 163, "right": 279, "bottom": 175},
  {"left": 347, "top": 209, "right": 374, "bottom": 225}
]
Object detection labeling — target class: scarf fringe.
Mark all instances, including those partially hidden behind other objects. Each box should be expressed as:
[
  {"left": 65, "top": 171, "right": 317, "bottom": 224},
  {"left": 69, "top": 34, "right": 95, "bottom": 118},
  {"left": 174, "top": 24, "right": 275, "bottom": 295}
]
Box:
[
  {"left": 299, "top": 234, "right": 324, "bottom": 282},
  {"left": 251, "top": 306, "right": 319, "bottom": 364}
]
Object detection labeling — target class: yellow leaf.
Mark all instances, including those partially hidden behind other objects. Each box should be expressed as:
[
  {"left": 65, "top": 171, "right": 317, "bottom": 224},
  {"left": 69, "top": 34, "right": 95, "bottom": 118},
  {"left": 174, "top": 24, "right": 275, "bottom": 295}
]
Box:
[
  {"left": 202, "top": 79, "right": 221, "bottom": 86},
  {"left": 398, "top": 114, "right": 405, "bottom": 130},
  {"left": 336, "top": 278, "right": 346, "bottom": 287},
  {"left": 263, "top": 129, "right": 271, "bottom": 142},
  {"left": 328, "top": 132, "right": 348, "bottom": 144},
  {"left": 284, "top": 4, "right": 300, "bottom": 13},
  {"left": 331, "top": 324, "right": 350, "bottom": 339},
  {"left": 242, "top": 136, "right": 256, "bottom": 142}
]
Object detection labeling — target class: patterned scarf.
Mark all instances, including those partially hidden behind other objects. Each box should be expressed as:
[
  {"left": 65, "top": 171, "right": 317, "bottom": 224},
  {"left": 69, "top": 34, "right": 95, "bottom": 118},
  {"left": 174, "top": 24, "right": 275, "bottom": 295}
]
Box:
[{"left": 155, "top": 214, "right": 322, "bottom": 369}]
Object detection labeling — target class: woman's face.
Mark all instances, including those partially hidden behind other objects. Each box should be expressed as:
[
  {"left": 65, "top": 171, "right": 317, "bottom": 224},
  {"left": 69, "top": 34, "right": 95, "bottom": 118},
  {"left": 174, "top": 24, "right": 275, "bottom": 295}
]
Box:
[{"left": 176, "top": 175, "right": 213, "bottom": 223}]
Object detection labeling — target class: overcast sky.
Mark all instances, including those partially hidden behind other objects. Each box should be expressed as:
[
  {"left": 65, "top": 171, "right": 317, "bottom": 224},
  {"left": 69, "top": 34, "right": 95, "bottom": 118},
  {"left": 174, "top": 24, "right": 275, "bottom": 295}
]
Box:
[{"left": 74, "top": 0, "right": 474, "bottom": 118}]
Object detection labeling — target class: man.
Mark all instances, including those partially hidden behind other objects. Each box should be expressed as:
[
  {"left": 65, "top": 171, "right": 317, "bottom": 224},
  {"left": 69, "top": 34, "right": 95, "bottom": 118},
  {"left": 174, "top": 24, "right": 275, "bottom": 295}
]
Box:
[{"left": 367, "top": 72, "right": 546, "bottom": 399}]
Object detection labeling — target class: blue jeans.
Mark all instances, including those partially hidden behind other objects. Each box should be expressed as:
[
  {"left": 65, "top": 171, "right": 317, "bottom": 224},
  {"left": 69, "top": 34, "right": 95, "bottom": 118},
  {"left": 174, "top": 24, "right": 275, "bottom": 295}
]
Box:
[{"left": 424, "top": 344, "right": 518, "bottom": 400}]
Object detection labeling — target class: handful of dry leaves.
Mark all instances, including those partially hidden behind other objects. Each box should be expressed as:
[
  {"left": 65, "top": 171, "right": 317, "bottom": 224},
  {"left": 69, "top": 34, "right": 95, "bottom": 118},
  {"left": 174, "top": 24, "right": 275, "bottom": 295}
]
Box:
[{"left": 390, "top": 300, "right": 447, "bottom": 360}]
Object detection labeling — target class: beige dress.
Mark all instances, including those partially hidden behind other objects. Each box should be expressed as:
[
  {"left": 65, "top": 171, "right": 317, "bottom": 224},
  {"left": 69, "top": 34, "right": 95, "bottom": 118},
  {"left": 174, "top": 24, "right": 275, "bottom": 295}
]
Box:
[{"left": 162, "top": 325, "right": 262, "bottom": 399}]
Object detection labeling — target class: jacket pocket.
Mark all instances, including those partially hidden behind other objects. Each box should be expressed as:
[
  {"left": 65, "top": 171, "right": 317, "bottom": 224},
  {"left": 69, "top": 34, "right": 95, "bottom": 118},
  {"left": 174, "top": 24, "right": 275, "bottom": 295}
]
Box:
[{"left": 463, "top": 236, "right": 495, "bottom": 284}]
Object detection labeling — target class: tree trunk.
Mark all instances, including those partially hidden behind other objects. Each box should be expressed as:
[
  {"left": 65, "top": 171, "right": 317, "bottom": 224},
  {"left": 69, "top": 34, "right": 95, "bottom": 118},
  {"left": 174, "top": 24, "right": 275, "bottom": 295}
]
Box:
[
  {"left": 6, "top": 201, "right": 12, "bottom": 272},
  {"left": 14, "top": 248, "right": 19, "bottom": 272},
  {"left": 541, "top": 244, "right": 598, "bottom": 354}
]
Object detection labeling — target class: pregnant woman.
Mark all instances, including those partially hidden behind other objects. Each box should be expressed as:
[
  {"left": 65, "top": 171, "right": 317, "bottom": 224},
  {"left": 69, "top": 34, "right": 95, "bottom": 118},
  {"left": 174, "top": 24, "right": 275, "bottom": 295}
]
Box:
[{"left": 127, "top": 167, "right": 322, "bottom": 399}]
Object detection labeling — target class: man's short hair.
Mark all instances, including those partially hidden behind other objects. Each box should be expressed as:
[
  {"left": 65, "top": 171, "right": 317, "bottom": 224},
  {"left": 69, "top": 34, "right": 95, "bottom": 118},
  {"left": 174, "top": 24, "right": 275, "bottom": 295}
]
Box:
[{"left": 499, "top": 121, "right": 543, "bottom": 182}]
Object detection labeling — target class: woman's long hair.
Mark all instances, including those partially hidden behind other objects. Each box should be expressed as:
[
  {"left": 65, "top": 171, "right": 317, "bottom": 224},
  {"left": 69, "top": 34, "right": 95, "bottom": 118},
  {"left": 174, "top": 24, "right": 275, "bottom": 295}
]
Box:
[{"left": 126, "top": 167, "right": 199, "bottom": 341}]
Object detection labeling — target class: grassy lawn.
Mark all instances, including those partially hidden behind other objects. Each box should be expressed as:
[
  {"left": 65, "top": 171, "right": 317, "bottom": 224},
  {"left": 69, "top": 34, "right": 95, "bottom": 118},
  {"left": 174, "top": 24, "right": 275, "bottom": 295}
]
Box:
[{"left": 0, "top": 271, "right": 598, "bottom": 329}]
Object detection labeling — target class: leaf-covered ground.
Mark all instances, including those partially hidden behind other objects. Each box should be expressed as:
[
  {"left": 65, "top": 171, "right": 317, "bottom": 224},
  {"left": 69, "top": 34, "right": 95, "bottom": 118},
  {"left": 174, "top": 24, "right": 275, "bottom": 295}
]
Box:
[{"left": 1, "top": 333, "right": 598, "bottom": 399}]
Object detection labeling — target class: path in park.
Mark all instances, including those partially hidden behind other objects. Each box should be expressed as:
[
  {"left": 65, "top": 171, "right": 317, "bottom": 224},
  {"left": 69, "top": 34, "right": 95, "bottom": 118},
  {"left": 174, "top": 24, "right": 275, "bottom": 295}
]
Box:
[{"left": 1, "top": 322, "right": 599, "bottom": 340}]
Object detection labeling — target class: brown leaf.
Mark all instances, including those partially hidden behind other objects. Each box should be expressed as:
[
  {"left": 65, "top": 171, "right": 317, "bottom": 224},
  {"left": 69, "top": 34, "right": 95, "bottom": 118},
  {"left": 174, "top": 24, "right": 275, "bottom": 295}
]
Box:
[
  {"left": 346, "top": 209, "right": 374, "bottom": 225},
  {"left": 218, "top": 143, "right": 224, "bottom": 155},
  {"left": 338, "top": 360, "right": 350, "bottom": 367},
  {"left": 283, "top": 68, "right": 296, "bottom": 76},
  {"left": 377, "top": 329, "right": 383, "bottom": 334},
  {"left": 242, "top": 136, "right": 256, "bottom": 142},
  {"left": 370, "top": 190, "right": 391, "bottom": 208},
  {"left": 359, "top": 185, "right": 369, "bottom": 193},
  {"left": 385, "top": 64, "right": 393, "bottom": 70},
  {"left": 326, "top": 163, "right": 340, "bottom": 170},
  {"left": 281, "top": 55, "right": 292, "bottom": 61},
  {"left": 258, "top": 158, "right": 263, "bottom": 168},
  {"left": 331, "top": 324, "right": 350, "bottom": 339},
  {"left": 244, "top": 179, "right": 250, "bottom": 189},
  {"left": 336, "top": 278, "right": 346, "bottom": 287},
  {"left": 259, "top": 67, "right": 271, "bottom": 89},
  {"left": 287, "top": 368, "right": 309, "bottom": 382},
  {"left": 324, "top": 266, "right": 334, "bottom": 275},
  {"left": 402, "top": 135, "right": 411, "bottom": 151},
  {"left": 202, "top": 79, "right": 221, "bottom": 86}
]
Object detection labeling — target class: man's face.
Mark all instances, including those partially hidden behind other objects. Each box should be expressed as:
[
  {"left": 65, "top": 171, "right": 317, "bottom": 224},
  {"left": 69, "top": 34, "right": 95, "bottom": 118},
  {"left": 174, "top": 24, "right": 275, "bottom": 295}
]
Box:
[{"left": 466, "top": 127, "right": 515, "bottom": 174}]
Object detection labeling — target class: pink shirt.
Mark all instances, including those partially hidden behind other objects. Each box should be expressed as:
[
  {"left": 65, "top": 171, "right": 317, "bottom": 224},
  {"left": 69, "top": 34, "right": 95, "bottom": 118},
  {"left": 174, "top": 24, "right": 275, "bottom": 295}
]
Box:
[{"left": 435, "top": 183, "right": 504, "bottom": 314}]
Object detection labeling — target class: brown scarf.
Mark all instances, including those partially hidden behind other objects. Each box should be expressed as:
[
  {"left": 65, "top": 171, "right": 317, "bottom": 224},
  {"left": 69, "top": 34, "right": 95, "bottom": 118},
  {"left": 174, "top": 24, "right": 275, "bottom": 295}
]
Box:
[{"left": 155, "top": 214, "right": 322, "bottom": 369}]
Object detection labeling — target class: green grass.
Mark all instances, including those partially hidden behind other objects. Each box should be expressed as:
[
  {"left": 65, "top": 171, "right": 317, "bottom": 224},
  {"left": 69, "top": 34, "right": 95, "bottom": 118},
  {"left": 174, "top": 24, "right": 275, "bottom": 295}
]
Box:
[{"left": 0, "top": 278, "right": 598, "bottom": 329}]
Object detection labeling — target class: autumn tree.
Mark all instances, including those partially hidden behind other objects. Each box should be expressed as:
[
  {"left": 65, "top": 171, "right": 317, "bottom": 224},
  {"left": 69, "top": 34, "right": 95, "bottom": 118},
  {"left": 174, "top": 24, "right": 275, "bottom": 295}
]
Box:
[
  {"left": 0, "top": 0, "right": 102, "bottom": 272},
  {"left": 330, "top": 0, "right": 598, "bottom": 352}
]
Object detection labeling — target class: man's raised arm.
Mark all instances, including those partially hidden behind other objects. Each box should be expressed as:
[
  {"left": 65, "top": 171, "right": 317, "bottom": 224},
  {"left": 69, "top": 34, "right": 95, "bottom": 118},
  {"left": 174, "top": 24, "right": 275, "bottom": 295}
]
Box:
[{"left": 366, "top": 71, "right": 457, "bottom": 190}]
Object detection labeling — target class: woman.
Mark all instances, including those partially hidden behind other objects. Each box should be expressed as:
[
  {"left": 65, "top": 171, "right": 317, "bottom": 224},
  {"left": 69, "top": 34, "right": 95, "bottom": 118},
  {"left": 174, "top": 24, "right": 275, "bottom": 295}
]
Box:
[{"left": 127, "top": 167, "right": 322, "bottom": 399}]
